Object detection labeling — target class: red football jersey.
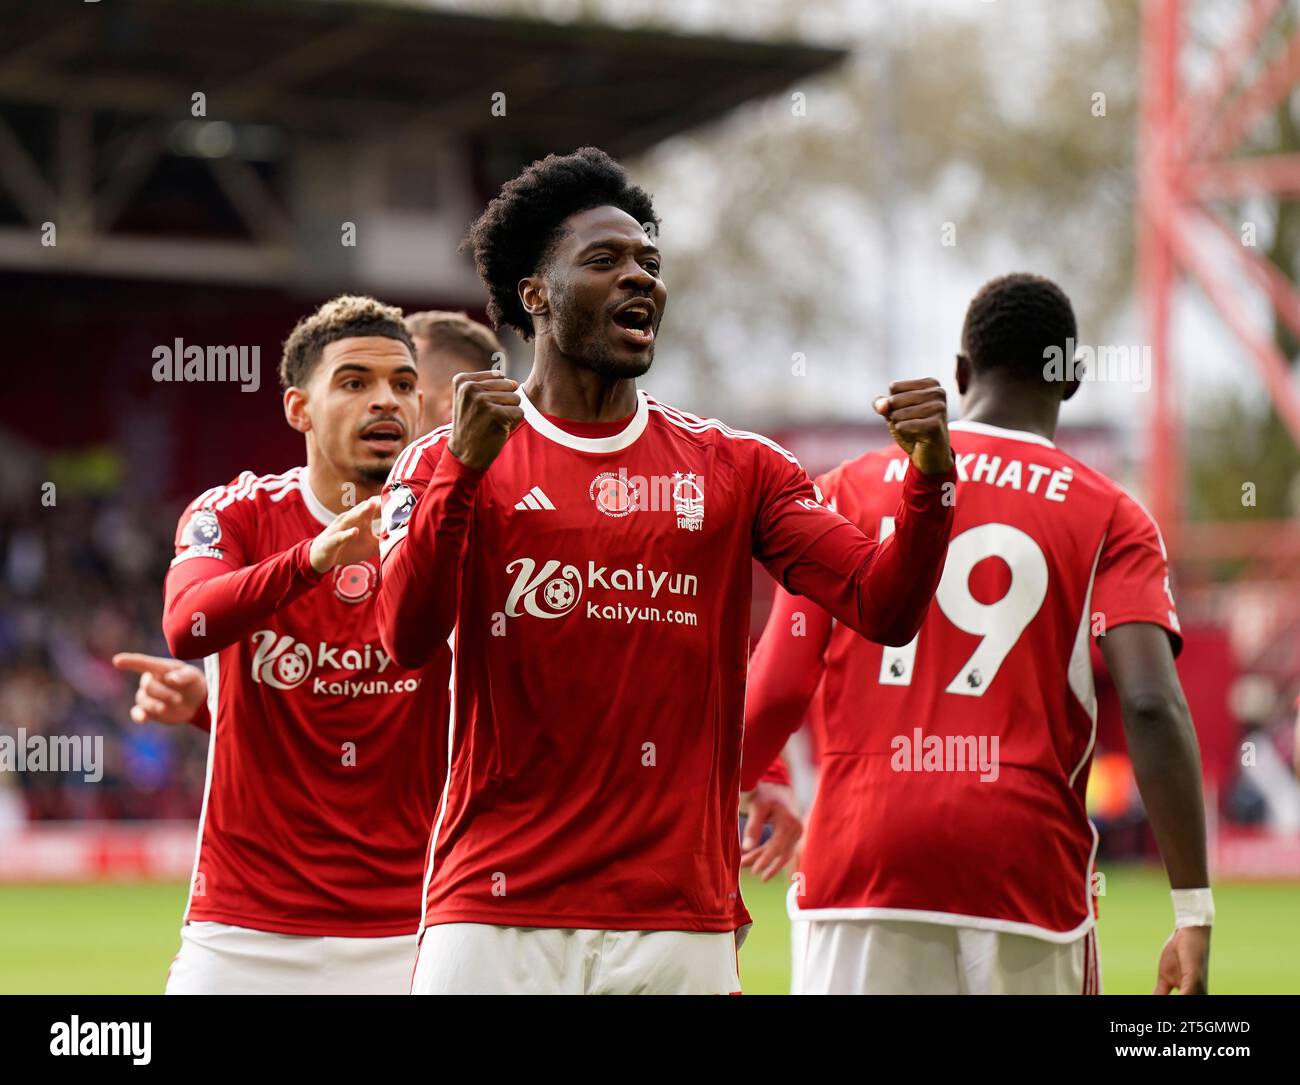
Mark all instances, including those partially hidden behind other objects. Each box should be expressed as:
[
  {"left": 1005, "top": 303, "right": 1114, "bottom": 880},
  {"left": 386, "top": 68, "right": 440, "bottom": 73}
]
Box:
[
  {"left": 164, "top": 467, "right": 447, "bottom": 937},
  {"left": 377, "top": 389, "right": 954, "bottom": 934},
  {"left": 742, "top": 419, "right": 1182, "bottom": 940}
]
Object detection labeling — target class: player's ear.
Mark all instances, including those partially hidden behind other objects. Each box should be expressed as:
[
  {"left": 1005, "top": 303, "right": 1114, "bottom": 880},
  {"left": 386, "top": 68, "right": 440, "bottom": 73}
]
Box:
[
  {"left": 1063, "top": 354, "right": 1085, "bottom": 401},
  {"left": 284, "top": 385, "right": 311, "bottom": 434},
  {"left": 955, "top": 353, "right": 972, "bottom": 396},
  {"left": 519, "top": 276, "right": 547, "bottom": 321},
  {"left": 413, "top": 387, "right": 425, "bottom": 431}
]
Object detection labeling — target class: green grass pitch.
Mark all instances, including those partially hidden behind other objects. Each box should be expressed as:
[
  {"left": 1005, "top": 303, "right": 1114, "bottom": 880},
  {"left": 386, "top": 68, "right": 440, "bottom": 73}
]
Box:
[{"left": 0, "top": 866, "right": 1295, "bottom": 993}]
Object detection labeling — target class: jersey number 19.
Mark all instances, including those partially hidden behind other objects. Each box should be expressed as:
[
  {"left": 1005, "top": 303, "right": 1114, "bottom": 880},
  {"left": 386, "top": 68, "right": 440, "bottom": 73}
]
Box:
[{"left": 877, "top": 519, "right": 1048, "bottom": 697}]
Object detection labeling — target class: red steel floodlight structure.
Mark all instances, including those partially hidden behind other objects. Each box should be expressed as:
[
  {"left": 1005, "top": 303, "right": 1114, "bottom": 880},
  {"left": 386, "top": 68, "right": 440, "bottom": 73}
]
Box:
[{"left": 1139, "top": 0, "right": 1300, "bottom": 681}]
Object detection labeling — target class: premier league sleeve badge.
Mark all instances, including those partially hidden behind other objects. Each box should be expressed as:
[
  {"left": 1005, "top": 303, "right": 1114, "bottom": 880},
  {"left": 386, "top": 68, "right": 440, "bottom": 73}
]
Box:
[
  {"left": 180, "top": 509, "right": 223, "bottom": 548},
  {"left": 383, "top": 484, "right": 416, "bottom": 534},
  {"left": 171, "top": 508, "right": 227, "bottom": 566}
]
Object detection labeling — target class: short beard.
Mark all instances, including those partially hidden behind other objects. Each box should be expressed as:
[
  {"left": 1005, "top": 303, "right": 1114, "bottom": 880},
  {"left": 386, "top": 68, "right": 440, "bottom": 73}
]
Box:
[
  {"left": 358, "top": 463, "right": 393, "bottom": 485},
  {"left": 550, "top": 280, "right": 654, "bottom": 379}
]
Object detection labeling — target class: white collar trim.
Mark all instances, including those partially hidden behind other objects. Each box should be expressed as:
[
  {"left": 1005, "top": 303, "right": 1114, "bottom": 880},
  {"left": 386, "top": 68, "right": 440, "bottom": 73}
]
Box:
[
  {"left": 297, "top": 468, "right": 338, "bottom": 527},
  {"left": 950, "top": 419, "right": 1056, "bottom": 449},
  {"left": 519, "top": 387, "right": 650, "bottom": 453}
]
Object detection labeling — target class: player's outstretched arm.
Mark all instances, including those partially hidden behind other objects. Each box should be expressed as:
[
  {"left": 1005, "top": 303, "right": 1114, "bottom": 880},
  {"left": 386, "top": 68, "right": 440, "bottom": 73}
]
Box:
[
  {"left": 737, "top": 586, "right": 830, "bottom": 880},
  {"left": 756, "top": 379, "right": 955, "bottom": 647},
  {"left": 741, "top": 585, "right": 831, "bottom": 792},
  {"left": 112, "top": 653, "right": 209, "bottom": 730},
  {"left": 163, "top": 499, "right": 380, "bottom": 660},
  {"left": 377, "top": 373, "right": 521, "bottom": 669},
  {"left": 1100, "top": 621, "right": 1211, "bottom": 995}
]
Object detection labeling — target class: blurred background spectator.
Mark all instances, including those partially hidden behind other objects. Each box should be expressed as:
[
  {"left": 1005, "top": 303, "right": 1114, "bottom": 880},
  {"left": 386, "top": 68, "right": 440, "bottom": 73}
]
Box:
[{"left": 0, "top": 488, "right": 206, "bottom": 823}]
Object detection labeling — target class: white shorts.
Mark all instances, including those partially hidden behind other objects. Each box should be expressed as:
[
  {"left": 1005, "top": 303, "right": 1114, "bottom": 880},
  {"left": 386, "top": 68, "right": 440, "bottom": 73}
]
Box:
[
  {"left": 791, "top": 918, "right": 1099, "bottom": 995},
  {"left": 165, "top": 921, "right": 418, "bottom": 995},
  {"left": 411, "top": 923, "right": 743, "bottom": 994}
]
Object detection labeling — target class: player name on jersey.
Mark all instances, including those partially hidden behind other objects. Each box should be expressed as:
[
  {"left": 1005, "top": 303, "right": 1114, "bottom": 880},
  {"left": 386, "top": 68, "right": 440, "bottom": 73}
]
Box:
[
  {"left": 885, "top": 450, "right": 1074, "bottom": 502},
  {"left": 745, "top": 419, "right": 1181, "bottom": 941}
]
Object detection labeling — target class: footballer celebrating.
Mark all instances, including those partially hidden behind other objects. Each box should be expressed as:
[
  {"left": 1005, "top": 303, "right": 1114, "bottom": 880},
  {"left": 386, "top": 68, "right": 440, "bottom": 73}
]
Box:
[
  {"left": 377, "top": 147, "right": 957, "bottom": 994},
  {"left": 742, "top": 274, "right": 1212, "bottom": 995},
  {"left": 113, "top": 308, "right": 510, "bottom": 733},
  {"left": 155, "top": 296, "right": 447, "bottom": 994},
  {"left": 119, "top": 297, "right": 799, "bottom": 965}
]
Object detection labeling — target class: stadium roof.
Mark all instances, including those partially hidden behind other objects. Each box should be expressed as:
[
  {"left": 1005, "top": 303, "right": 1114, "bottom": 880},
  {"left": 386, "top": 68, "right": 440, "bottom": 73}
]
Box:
[{"left": 0, "top": 0, "right": 847, "bottom": 159}]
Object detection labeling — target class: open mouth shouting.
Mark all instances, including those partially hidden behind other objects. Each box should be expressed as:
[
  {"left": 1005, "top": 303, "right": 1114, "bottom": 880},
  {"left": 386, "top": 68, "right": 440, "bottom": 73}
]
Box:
[
  {"left": 611, "top": 297, "right": 657, "bottom": 349},
  {"left": 358, "top": 418, "right": 406, "bottom": 457}
]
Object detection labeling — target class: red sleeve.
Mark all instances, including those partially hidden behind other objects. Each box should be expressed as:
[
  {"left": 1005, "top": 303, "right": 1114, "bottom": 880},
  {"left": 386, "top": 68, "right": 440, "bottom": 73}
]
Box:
[
  {"left": 742, "top": 581, "right": 833, "bottom": 791},
  {"left": 742, "top": 463, "right": 841, "bottom": 791},
  {"left": 189, "top": 699, "right": 212, "bottom": 733},
  {"left": 162, "top": 495, "right": 324, "bottom": 660},
  {"left": 376, "top": 435, "right": 484, "bottom": 669},
  {"left": 751, "top": 444, "right": 955, "bottom": 647},
  {"left": 1092, "top": 490, "right": 1183, "bottom": 655}
]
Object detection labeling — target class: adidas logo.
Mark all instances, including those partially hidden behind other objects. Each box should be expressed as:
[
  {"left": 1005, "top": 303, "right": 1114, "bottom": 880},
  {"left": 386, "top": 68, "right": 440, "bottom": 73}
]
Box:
[{"left": 514, "top": 486, "right": 556, "bottom": 511}]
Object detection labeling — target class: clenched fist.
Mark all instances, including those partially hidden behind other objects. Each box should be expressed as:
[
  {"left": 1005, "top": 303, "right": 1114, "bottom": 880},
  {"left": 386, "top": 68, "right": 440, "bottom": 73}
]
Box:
[
  {"left": 447, "top": 370, "right": 524, "bottom": 471},
  {"left": 873, "top": 378, "right": 954, "bottom": 475}
]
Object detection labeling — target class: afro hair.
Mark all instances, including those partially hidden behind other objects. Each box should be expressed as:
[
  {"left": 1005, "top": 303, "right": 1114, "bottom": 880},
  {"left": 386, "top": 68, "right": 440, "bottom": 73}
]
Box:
[{"left": 462, "top": 147, "right": 660, "bottom": 340}]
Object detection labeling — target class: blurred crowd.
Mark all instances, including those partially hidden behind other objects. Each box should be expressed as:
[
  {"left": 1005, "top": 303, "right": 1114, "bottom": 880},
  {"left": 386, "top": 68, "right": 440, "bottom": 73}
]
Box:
[{"left": 0, "top": 493, "right": 206, "bottom": 824}]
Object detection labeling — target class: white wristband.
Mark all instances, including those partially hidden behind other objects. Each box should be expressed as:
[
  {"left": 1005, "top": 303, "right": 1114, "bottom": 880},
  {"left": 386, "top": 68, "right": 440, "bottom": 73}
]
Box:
[{"left": 1171, "top": 887, "right": 1214, "bottom": 929}]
